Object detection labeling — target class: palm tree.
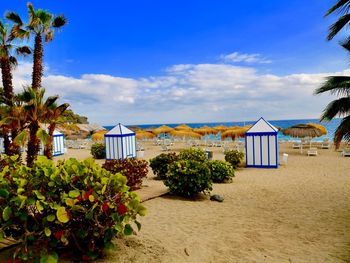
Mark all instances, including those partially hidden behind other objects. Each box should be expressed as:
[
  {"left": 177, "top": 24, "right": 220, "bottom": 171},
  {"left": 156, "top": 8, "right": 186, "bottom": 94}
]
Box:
[
  {"left": 6, "top": 3, "right": 67, "bottom": 92},
  {"left": 325, "top": 0, "right": 350, "bottom": 41},
  {"left": 0, "top": 19, "right": 31, "bottom": 155},
  {"left": 17, "top": 87, "right": 61, "bottom": 166},
  {"left": 315, "top": 1, "right": 350, "bottom": 149},
  {"left": 43, "top": 101, "right": 69, "bottom": 159}
]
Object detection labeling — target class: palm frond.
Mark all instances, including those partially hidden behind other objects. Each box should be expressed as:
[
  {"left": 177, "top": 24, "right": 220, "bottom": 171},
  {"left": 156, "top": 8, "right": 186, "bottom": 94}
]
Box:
[
  {"left": 14, "top": 129, "right": 29, "bottom": 146},
  {"left": 44, "top": 95, "right": 58, "bottom": 108},
  {"left": 333, "top": 115, "right": 350, "bottom": 148},
  {"left": 10, "top": 25, "right": 30, "bottom": 40},
  {"left": 45, "top": 30, "right": 54, "bottom": 43},
  {"left": 37, "top": 128, "right": 48, "bottom": 145},
  {"left": 9, "top": 56, "right": 18, "bottom": 69},
  {"left": 52, "top": 15, "right": 67, "bottom": 28},
  {"left": 326, "top": 0, "right": 350, "bottom": 16},
  {"left": 5, "top": 12, "right": 23, "bottom": 26},
  {"left": 16, "top": 46, "right": 31, "bottom": 56},
  {"left": 57, "top": 103, "right": 69, "bottom": 114},
  {"left": 340, "top": 36, "right": 350, "bottom": 52},
  {"left": 320, "top": 97, "right": 350, "bottom": 121},
  {"left": 327, "top": 13, "right": 350, "bottom": 40},
  {"left": 315, "top": 76, "right": 350, "bottom": 96},
  {"left": 36, "top": 10, "right": 53, "bottom": 28}
]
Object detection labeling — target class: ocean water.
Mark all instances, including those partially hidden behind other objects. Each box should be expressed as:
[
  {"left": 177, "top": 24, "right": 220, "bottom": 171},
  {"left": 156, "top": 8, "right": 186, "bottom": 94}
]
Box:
[{"left": 104, "top": 118, "right": 341, "bottom": 142}]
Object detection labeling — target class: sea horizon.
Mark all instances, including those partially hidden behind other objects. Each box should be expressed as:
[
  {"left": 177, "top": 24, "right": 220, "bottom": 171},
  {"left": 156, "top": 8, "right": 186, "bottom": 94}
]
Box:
[{"left": 103, "top": 117, "right": 341, "bottom": 141}]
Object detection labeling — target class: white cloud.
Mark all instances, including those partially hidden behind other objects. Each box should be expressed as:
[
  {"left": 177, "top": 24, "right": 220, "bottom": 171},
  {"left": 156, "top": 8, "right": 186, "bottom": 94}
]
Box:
[
  {"left": 7, "top": 60, "right": 347, "bottom": 125},
  {"left": 220, "top": 52, "right": 272, "bottom": 64}
]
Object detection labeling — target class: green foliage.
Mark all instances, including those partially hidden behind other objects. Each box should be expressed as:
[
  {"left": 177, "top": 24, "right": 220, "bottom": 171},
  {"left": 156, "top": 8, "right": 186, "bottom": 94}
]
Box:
[
  {"left": 0, "top": 156, "right": 146, "bottom": 262},
  {"left": 102, "top": 159, "right": 148, "bottom": 190},
  {"left": 91, "top": 143, "right": 106, "bottom": 159},
  {"left": 61, "top": 109, "right": 88, "bottom": 124},
  {"left": 164, "top": 160, "right": 212, "bottom": 197},
  {"left": 208, "top": 160, "right": 235, "bottom": 183},
  {"left": 224, "top": 150, "right": 244, "bottom": 169},
  {"left": 179, "top": 147, "right": 207, "bottom": 162},
  {"left": 149, "top": 152, "right": 179, "bottom": 180}
]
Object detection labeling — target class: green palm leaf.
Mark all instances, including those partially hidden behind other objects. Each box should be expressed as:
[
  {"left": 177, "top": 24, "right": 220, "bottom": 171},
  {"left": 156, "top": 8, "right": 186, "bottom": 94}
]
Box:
[
  {"left": 5, "top": 12, "right": 23, "bottom": 26},
  {"left": 321, "top": 97, "right": 350, "bottom": 121},
  {"left": 327, "top": 13, "right": 350, "bottom": 40},
  {"left": 315, "top": 76, "right": 350, "bottom": 96},
  {"left": 326, "top": 0, "right": 350, "bottom": 16},
  {"left": 52, "top": 15, "right": 67, "bottom": 28},
  {"left": 334, "top": 115, "right": 350, "bottom": 148}
]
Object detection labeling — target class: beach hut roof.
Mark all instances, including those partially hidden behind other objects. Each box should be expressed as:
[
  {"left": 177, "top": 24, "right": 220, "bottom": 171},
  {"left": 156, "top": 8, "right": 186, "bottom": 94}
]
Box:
[
  {"left": 246, "top": 118, "right": 278, "bottom": 133},
  {"left": 106, "top": 123, "right": 135, "bottom": 136},
  {"left": 53, "top": 130, "right": 63, "bottom": 136}
]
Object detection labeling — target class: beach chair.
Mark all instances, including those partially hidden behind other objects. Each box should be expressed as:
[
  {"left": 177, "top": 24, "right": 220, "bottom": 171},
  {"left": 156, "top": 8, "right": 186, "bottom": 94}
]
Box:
[
  {"left": 341, "top": 148, "right": 350, "bottom": 157},
  {"left": 292, "top": 142, "right": 301, "bottom": 149},
  {"left": 321, "top": 138, "right": 330, "bottom": 149},
  {"left": 307, "top": 147, "right": 318, "bottom": 156},
  {"left": 161, "top": 144, "right": 170, "bottom": 151}
]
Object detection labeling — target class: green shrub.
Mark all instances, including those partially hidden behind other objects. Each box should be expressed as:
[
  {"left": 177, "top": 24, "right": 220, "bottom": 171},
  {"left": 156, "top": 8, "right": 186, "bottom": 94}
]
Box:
[
  {"left": 179, "top": 147, "right": 207, "bottom": 162},
  {"left": 224, "top": 150, "right": 244, "bottom": 169},
  {"left": 91, "top": 143, "right": 106, "bottom": 159},
  {"left": 208, "top": 160, "right": 235, "bottom": 183},
  {"left": 164, "top": 160, "right": 212, "bottom": 197},
  {"left": 149, "top": 152, "right": 179, "bottom": 180},
  {"left": 102, "top": 159, "right": 148, "bottom": 190},
  {"left": 0, "top": 156, "right": 146, "bottom": 262}
]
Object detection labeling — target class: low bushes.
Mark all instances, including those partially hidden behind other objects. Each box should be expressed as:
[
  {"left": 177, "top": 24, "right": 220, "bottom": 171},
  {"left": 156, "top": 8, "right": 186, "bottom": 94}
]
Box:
[
  {"left": 102, "top": 159, "right": 148, "bottom": 189},
  {"left": 149, "top": 152, "right": 179, "bottom": 180},
  {"left": 208, "top": 160, "right": 235, "bottom": 183},
  {"left": 224, "top": 150, "right": 244, "bottom": 169},
  {"left": 164, "top": 159, "right": 212, "bottom": 197},
  {"left": 0, "top": 156, "right": 146, "bottom": 262},
  {"left": 91, "top": 143, "right": 106, "bottom": 159},
  {"left": 179, "top": 147, "right": 207, "bottom": 162}
]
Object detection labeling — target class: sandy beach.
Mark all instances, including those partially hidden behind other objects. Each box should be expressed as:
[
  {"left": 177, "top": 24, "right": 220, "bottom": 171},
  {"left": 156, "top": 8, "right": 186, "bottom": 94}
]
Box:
[{"left": 54, "top": 141, "right": 350, "bottom": 262}]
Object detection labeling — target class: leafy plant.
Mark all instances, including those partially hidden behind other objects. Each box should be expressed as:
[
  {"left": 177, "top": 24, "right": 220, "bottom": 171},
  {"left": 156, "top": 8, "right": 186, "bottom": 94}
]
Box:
[
  {"left": 149, "top": 152, "right": 179, "bottom": 180},
  {"left": 91, "top": 143, "right": 106, "bottom": 159},
  {"left": 0, "top": 156, "right": 146, "bottom": 262},
  {"left": 102, "top": 159, "right": 148, "bottom": 190},
  {"left": 224, "top": 150, "right": 244, "bottom": 169},
  {"left": 208, "top": 160, "right": 235, "bottom": 183},
  {"left": 164, "top": 160, "right": 212, "bottom": 197},
  {"left": 179, "top": 147, "right": 207, "bottom": 162}
]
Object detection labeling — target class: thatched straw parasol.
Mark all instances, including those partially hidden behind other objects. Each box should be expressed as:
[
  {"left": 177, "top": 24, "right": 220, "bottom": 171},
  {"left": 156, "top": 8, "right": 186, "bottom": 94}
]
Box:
[
  {"left": 307, "top": 123, "right": 328, "bottom": 135},
  {"left": 170, "top": 130, "right": 201, "bottom": 138},
  {"left": 282, "top": 124, "right": 323, "bottom": 138},
  {"left": 221, "top": 126, "right": 249, "bottom": 140},
  {"left": 92, "top": 130, "right": 107, "bottom": 141},
  {"left": 214, "top": 125, "right": 228, "bottom": 132},
  {"left": 136, "top": 130, "right": 155, "bottom": 140},
  {"left": 282, "top": 124, "right": 324, "bottom": 153},
  {"left": 193, "top": 126, "right": 218, "bottom": 135},
  {"left": 174, "top": 124, "right": 192, "bottom": 131},
  {"left": 152, "top": 125, "right": 174, "bottom": 135}
]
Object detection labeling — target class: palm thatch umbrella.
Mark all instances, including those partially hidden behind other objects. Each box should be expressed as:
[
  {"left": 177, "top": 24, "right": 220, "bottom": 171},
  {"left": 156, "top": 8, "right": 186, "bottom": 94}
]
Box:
[
  {"left": 282, "top": 124, "right": 323, "bottom": 153},
  {"left": 221, "top": 126, "right": 249, "bottom": 140},
  {"left": 170, "top": 130, "right": 201, "bottom": 139},
  {"left": 214, "top": 125, "right": 228, "bottom": 132},
  {"left": 174, "top": 124, "right": 192, "bottom": 131},
  {"left": 152, "top": 125, "right": 174, "bottom": 135},
  {"left": 92, "top": 130, "right": 107, "bottom": 142},
  {"left": 193, "top": 126, "right": 218, "bottom": 136},
  {"left": 307, "top": 123, "right": 328, "bottom": 135},
  {"left": 136, "top": 130, "right": 155, "bottom": 140}
]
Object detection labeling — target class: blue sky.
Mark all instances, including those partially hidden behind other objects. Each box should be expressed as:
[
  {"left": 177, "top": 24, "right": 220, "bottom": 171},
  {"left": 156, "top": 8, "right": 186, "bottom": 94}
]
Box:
[{"left": 1, "top": 1, "right": 349, "bottom": 125}]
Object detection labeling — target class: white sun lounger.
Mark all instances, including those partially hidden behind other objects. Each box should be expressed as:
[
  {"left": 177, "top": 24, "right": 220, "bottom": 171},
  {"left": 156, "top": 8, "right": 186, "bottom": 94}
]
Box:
[
  {"left": 341, "top": 149, "right": 350, "bottom": 157},
  {"left": 307, "top": 147, "right": 318, "bottom": 156}
]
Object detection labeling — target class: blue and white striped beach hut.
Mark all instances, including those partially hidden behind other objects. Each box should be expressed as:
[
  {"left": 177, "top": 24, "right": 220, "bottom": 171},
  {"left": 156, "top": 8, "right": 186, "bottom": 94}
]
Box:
[
  {"left": 52, "top": 130, "right": 65, "bottom": 156},
  {"left": 39, "top": 130, "right": 65, "bottom": 156},
  {"left": 104, "top": 123, "right": 136, "bottom": 160},
  {"left": 245, "top": 117, "right": 279, "bottom": 168}
]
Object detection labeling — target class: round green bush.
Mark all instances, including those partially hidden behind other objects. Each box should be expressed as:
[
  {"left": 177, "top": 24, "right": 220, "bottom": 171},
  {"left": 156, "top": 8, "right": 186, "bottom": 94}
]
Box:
[
  {"left": 0, "top": 156, "right": 146, "bottom": 262},
  {"left": 208, "top": 160, "right": 235, "bottom": 183},
  {"left": 149, "top": 152, "right": 179, "bottom": 180},
  {"left": 164, "top": 160, "right": 212, "bottom": 197},
  {"left": 179, "top": 147, "right": 207, "bottom": 162},
  {"left": 91, "top": 142, "right": 106, "bottom": 159},
  {"left": 224, "top": 150, "right": 244, "bottom": 169}
]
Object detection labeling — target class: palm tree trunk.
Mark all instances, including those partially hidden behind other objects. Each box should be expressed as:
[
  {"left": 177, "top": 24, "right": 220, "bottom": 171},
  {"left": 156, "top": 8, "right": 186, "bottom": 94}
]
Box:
[
  {"left": 44, "top": 123, "right": 56, "bottom": 159},
  {"left": 1, "top": 55, "right": 15, "bottom": 156},
  {"left": 32, "top": 34, "right": 43, "bottom": 92},
  {"left": 27, "top": 121, "right": 40, "bottom": 167}
]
